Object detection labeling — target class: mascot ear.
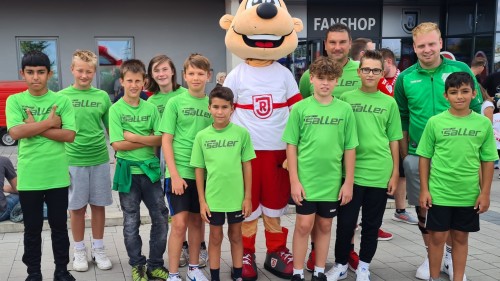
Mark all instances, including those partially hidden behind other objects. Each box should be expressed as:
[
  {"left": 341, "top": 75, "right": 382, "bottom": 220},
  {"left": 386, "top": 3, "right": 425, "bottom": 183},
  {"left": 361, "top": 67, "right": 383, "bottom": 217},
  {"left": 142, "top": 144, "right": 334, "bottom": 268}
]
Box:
[
  {"left": 293, "top": 18, "right": 304, "bottom": 33},
  {"left": 220, "top": 14, "right": 234, "bottom": 30}
]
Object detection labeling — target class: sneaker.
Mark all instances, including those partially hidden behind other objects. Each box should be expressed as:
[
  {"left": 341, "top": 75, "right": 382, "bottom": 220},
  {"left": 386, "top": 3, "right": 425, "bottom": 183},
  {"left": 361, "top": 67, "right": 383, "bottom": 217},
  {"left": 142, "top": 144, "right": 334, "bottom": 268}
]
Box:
[
  {"left": 187, "top": 267, "right": 209, "bottom": 281},
  {"left": 25, "top": 272, "right": 42, "bottom": 281},
  {"left": 393, "top": 211, "right": 418, "bottom": 225},
  {"left": 132, "top": 265, "right": 148, "bottom": 281},
  {"left": 167, "top": 275, "right": 182, "bottom": 281},
  {"left": 53, "top": 270, "right": 76, "bottom": 281},
  {"left": 325, "top": 263, "right": 348, "bottom": 281},
  {"left": 355, "top": 267, "right": 370, "bottom": 281},
  {"left": 442, "top": 258, "right": 467, "bottom": 281},
  {"left": 91, "top": 247, "right": 112, "bottom": 270},
  {"left": 348, "top": 250, "right": 359, "bottom": 271},
  {"left": 306, "top": 250, "right": 315, "bottom": 272},
  {"left": 291, "top": 274, "right": 305, "bottom": 281},
  {"left": 415, "top": 258, "right": 430, "bottom": 280},
  {"left": 242, "top": 251, "right": 258, "bottom": 281},
  {"left": 264, "top": 247, "right": 294, "bottom": 279},
  {"left": 377, "top": 229, "right": 393, "bottom": 241},
  {"left": 147, "top": 266, "right": 169, "bottom": 281},
  {"left": 180, "top": 245, "right": 189, "bottom": 267},
  {"left": 72, "top": 247, "right": 89, "bottom": 272},
  {"left": 311, "top": 272, "right": 327, "bottom": 281},
  {"left": 199, "top": 247, "right": 208, "bottom": 268}
]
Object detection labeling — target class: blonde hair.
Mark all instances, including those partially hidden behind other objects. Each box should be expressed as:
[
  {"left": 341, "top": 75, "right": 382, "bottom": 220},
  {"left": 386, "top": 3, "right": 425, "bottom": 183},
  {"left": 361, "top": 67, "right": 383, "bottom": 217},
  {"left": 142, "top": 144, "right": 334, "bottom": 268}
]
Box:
[
  {"left": 72, "top": 49, "right": 97, "bottom": 68},
  {"left": 412, "top": 22, "right": 441, "bottom": 39}
]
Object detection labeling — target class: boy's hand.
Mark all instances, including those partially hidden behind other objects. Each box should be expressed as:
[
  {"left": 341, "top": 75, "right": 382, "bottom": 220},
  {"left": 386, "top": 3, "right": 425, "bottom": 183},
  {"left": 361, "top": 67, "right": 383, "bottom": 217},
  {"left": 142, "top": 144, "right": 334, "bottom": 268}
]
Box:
[
  {"left": 338, "top": 182, "right": 353, "bottom": 206},
  {"left": 171, "top": 176, "right": 188, "bottom": 195},
  {"left": 387, "top": 175, "right": 398, "bottom": 196},
  {"left": 24, "top": 109, "right": 35, "bottom": 123},
  {"left": 291, "top": 181, "right": 305, "bottom": 206},
  {"left": 200, "top": 202, "right": 211, "bottom": 223},
  {"left": 47, "top": 105, "right": 61, "bottom": 128},
  {"left": 282, "top": 159, "right": 288, "bottom": 170},
  {"left": 123, "top": 131, "right": 137, "bottom": 142},
  {"left": 475, "top": 193, "right": 490, "bottom": 214},
  {"left": 419, "top": 190, "right": 432, "bottom": 209},
  {"left": 242, "top": 198, "right": 252, "bottom": 218}
]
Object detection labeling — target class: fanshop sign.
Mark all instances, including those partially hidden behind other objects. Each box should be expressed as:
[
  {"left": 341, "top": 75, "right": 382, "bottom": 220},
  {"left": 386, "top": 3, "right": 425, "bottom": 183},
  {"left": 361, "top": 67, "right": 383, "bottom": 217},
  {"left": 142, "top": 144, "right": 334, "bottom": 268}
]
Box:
[{"left": 307, "top": 5, "right": 381, "bottom": 38}]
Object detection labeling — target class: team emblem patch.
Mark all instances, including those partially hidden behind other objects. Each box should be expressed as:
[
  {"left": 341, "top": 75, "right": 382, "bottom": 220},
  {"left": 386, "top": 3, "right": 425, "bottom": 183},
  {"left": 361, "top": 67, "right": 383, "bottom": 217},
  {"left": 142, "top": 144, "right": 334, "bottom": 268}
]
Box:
[
  {"left": 253, "top": 94, "right": 273, "bottom": 119},
  {"left": 271, "top": 257, "right": 278, "bottom": 268},
  {"left": 402, "top": 9, "right": 420, "bottom": 34}
]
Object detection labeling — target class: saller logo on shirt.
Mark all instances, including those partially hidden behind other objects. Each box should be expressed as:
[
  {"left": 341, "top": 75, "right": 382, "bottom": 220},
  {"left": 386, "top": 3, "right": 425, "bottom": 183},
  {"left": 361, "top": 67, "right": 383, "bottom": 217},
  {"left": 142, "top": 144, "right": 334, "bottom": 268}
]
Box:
[
  {"left": 72, "top": 100, "right": 102, "bottom": 108},
  {"left": 442, "top": 128, "right": 481, "bottom": 137},
  {"left": 351, "top": 103, "right": 387, "bottom": 114},
  {"left": 22, "top": 106, "right": 51, "bottom": 116},
  {"left": 182, "top": 108, "right": 211, "bottom": 118},
  {"left": 121, "top": 115, "right": 151, "bottom": 122},
  {"left": 304, "top": 115, "right": 343, "bottom": 125},
  {"left": 204, "top": 139, "right": 239, "bottom": 149},
  {"left": 337, "top": 79, "right": 359, "bottom": 87}
]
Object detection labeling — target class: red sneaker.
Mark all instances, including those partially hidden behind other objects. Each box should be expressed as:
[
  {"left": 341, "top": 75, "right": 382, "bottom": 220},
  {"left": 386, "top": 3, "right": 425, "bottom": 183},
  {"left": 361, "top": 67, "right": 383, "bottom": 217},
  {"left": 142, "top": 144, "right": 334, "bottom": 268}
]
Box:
[
  {"left": 242, "top": 250, "right": 258, "bottom": 281},
  {"left": 348, "top": 249, "right": 359, "bottom": 271},
  {"left": 377, "top": 228, "right": 393, "bottom": 241},
  {"left": 264, "top": 247, "right": 293, "bottom": 279},
  {"left": 305, "top": 249, "right": 315, "bottom": 272}
]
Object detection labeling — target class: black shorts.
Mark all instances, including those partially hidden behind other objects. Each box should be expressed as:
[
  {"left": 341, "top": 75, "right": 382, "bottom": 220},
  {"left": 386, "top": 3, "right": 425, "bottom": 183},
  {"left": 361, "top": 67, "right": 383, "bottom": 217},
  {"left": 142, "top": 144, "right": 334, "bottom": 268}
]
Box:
[
  {"left": 295, "top": 200, "right": 339, "bottom": 218},
  {"left": 425, "top": 205, "right": 479, "bottom": 232},
  {"left": 399, "top": 156, "right": 405, "bottom": 177},
  {"left": 165, "top": 178, "right": 200, "bottom": 215},
  {"left": 209, "top": 211, "right": 244, "bottom": 226}
]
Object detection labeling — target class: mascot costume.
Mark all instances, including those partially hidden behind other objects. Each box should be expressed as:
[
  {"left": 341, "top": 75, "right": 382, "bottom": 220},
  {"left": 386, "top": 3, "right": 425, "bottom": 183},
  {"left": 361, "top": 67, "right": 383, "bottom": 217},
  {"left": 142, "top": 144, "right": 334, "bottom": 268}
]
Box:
[{"left": 220, "top": 1, "right": 303, "bottom": 280}]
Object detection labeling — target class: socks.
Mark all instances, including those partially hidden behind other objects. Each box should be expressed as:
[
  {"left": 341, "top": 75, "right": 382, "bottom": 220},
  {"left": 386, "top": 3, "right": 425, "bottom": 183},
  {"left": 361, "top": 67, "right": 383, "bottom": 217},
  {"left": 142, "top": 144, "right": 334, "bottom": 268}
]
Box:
[
  {"left": 311, "top": 242, "right": 315, "bottom": 250},
  {"left": 92, "top": 239, "right": 104, "bottom": 249},
  {"left": 189, "top": 264, "right": 199, "bottom": 271},
  {"left": 170, "top": 272, "right": 180, "bottom": 279},
  {"left": 210, "top": 268, "right": 220, "bottom": 281},
  {"left": 358, "top": 261, "right": 370, "bottom": 271},
  {"left": 183, "top": 241, "right": 189, "bottom": 248},
  {"left": 74, "top": 240, "right": 85, "bottom": 251},
  {"left": 313, "top": 266, "right": 324, "bottom": 276},
  {"left": 293, "top": 268, "right": 304, "bottom": 278},
  {"left": 396, "top": 208, "right": 406, "bottom": 213},
  {"left": 232, "top": 267, "right": 242, "bottom": 279},
  {"left": 201, "top": 241, "right": 207, "bottom": 250},
  {"left": 445, "top": 244, "right": 452, "bottom": 260}
]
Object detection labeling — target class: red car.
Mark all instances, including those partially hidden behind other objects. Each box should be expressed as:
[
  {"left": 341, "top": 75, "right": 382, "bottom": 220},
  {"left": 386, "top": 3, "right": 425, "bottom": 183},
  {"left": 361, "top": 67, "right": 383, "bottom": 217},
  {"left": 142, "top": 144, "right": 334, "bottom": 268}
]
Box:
[{"left": 0, "top": 80, "right": 28, "bottom": 146}]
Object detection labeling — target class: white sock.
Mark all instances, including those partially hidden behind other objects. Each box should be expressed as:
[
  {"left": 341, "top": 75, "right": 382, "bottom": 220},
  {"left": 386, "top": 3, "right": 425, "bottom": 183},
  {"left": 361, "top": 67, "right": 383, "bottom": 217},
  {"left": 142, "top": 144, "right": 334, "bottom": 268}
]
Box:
[
  {"left": 92, "top": 238, "right": 104, "bottom": 249},
  {"left": 74, "top": 240, "right": 85, "bottom": 251},
  {"left": 293, "top": 268, "right": 304, "bottom": 278},
  {"left": 358, "top": 261, "right": 370, "bottom": 271},
  {"left": 445, "top": 244, "right": 452, "bottom": 260},
  {"left": 313, "top": 266, "right": 324, "bottom": 276}
]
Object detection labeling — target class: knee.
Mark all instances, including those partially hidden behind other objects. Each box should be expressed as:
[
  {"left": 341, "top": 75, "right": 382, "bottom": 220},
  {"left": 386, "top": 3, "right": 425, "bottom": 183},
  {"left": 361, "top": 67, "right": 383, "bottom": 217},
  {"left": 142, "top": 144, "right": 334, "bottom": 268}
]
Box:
[
  {"left": 228, "top": 228, "right": 242, "bottom": 245},
  {"left": 315, "top": 219, "right": 332, "bottom": 234},
  {"left": 71, "top": 207, "right": 87, "bottom": 216},
  {"left": 210, "top": 230, "right": 224, "bottom": 246},
  {"left": 294, "top": 219, "right": 313, "bottom": 236},
  {"left": 170, "top": 217, "right": 188, "bottom": 236},
  {"left": 452, "top": 231, "right": 468, "bottom": 245}
]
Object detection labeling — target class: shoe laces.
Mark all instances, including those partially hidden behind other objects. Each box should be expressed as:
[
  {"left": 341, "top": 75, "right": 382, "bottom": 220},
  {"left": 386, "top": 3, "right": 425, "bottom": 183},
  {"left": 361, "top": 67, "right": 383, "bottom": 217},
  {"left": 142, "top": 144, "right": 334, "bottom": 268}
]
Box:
[
  {"left": 243, "top": 253, "right": 253, "bottom": 265},
  {"left": 189, "top": 268, "right": 207, "bottom": 281},
  {"left": 278, "top": 248, "right": 293, "bottom": 263},
  {"left": 74, "top": 249, "right": 87, "bottom": 261},
  {"left": 150, "top": 266, "right": 169, "bottom": 279},
  {"left": 199, "top": 249, "right": 208, "bottom": 261},
  {"left": 133, "top": 265, "right": 146, "bottom": 278}
]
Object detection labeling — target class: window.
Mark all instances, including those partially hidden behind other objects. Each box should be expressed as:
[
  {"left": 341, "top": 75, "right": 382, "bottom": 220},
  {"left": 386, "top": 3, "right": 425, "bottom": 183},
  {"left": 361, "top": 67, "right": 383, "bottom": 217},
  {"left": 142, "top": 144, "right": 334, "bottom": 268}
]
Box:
[
  {"left": 16, "top": 37, "right": 61, "bottom": 91},
  {"left": 95, "top": 38, "right": 134, "bottom": 100}
]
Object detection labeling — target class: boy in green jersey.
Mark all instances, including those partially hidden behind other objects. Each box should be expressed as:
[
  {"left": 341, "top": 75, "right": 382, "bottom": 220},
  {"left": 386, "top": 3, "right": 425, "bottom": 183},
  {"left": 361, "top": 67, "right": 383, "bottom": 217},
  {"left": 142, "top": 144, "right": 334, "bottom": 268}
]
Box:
[
  {"left": 160, "top": 54, "right": 213, "bottom": 281},
  {"left": 283, "top": 56, "right": 358, "bottom": 281},
  {"left": 190, "top": 86, "right": 255, "bottom": 281},
  {"left": 6, "top": 51, "right": 76, "bottom": 281},
  {"left": 328, "top": 50, "right": 402, "bottom": 281},
  {"left": 109, "top": 59, "right": 169, "bottom": 281},
  {"left": 59, "top": 50, "right": 113, "bottom": 272},
  {"left": 417, "top": 72, "right": 497, "bottom": 281}
]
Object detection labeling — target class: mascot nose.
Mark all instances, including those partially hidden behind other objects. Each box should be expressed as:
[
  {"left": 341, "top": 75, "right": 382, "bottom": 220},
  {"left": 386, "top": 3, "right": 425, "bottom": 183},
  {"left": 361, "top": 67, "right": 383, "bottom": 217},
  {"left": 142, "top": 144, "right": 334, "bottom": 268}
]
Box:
[{"left": 257, "top": 2, "right": 278, "bottom": 19}]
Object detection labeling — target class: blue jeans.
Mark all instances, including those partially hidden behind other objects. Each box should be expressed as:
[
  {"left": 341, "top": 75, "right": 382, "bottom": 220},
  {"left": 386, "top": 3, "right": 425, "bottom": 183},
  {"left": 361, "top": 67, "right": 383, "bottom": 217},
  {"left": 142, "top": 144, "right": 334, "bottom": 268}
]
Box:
[
  {"left": 0, "top": 194, "right": 20, "bottom": 222},
  {"left": 119, "top": 175, "right": 169, "bottom": 268}
]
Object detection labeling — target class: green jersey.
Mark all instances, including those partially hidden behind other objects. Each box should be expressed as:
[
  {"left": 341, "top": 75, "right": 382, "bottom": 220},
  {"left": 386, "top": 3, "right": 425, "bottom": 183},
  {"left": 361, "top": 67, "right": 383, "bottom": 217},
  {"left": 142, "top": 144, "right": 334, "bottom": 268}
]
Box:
[
  {"left": 59, "top": 86, "right": 111, "bottom": 166},
  {"left": 109, "top": 98, "right": 161, "bottom": 174},
  {"left": 299, "top": 59, "right": 360, "bottom": 98},
  {"left": 282, "top": 96, "right": 358, "bottom": 201},
  {"left": 340, "top": 89, "right": 402, "bottom": 187},
  {"left": 416, "top": 110, "right": 498, "bottom": 206},
  {"left": 159, "top": 92, "right": 213, "bottom": 179},
  {"left": 190, "top": 123, "right": 256, "bottom": 212},
  {"left": 147, "top": 86, "right": 187, "bottom": 117},
  {"left": 6, "top": 90, "right": 76, "bottom": 191}
]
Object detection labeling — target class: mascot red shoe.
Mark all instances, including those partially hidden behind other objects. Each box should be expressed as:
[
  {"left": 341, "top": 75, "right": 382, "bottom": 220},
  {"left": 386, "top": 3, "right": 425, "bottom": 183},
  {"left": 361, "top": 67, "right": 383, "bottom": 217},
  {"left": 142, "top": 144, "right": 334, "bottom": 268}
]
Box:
[{"left": 220, "top": 1, "right": 303, "bottom": 280}]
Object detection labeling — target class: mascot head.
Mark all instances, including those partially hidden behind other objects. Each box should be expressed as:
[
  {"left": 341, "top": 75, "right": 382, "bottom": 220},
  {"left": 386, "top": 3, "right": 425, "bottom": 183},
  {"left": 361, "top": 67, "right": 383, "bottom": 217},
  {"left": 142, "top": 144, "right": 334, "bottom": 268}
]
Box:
[{"left": 220, "top": 0, "right": 303, "bottom": 61}]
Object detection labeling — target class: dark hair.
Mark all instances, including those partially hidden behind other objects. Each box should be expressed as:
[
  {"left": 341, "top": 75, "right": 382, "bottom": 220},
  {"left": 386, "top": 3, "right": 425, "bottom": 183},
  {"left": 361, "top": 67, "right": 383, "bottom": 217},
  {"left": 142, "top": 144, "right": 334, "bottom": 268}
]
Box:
[
  {"left": 21, "top": 51, "right": 50, "bottom": 71},
  {"left": 445, "top": 72, "right": 475, "bottom": 92},
  {"left": 309, "top": 56, "right": 343, "bottom": 80},
  {"left": 120, "top": 59, "right": 146, "bottom": 79},
  {"left": 351, "top": 38, "right": 372, "bottom": 61},
  {"left": 325, "top": 23, "right": 352, "bottom": 40},
  {"left": 183, "top": 53, "right": 211, "bottom": 73},
  {"left": 209, "top": 86, "right": 234, "bottom": 105},
  {"left": 146, "top": 55, "right": 180, "bottom": 93},
  {"left": 359, "top": 50, "right": 384, "bottom": 70},
  {"left": 379, "top": 48, "right": 396, "bottom": 64}
]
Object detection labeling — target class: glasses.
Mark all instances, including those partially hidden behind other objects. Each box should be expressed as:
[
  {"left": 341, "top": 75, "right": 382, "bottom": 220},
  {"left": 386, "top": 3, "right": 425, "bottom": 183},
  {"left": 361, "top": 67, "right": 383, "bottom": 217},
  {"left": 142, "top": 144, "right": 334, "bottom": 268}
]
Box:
[{"left": 360, "top": 67, "right": 383, "bottom": 75}]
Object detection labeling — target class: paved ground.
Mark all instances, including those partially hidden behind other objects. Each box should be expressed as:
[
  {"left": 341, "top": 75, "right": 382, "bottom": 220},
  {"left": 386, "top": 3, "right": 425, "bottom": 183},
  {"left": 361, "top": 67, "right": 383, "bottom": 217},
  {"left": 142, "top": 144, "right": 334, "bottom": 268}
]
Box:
[{"left": 1, "top": 144, "right": 500, "bottom": 281}]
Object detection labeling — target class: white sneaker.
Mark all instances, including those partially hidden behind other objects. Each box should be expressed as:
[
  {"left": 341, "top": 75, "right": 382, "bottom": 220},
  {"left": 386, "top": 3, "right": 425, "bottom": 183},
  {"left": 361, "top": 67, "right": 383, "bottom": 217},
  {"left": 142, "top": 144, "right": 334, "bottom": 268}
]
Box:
[
  {"left": 442, "top": 258, "right": 467, "bottom": 281},
  {"left": 167, "top": 275, "right": 183, "bottom": 281},
  {"left": 355, "top": 267, "right": 370, "bottom": 281},
  {"left": 187, "top": 268, "right": 209, "bottom": 281},
  {"left": 180, "top": 245, "right": 189, "bottom": 267},
  {"left": 199, "top": 247, "right": 208, "bottom": 268},
  {"left": 415, "top": 258, "right": 429, "bottom": 280},
  {"left": 72, "top": 247, "right": 89, "bottom": 272},
  {"left": 92, "top": 247, "right": 112, "bottom": 270},
  {"left": 325, "top": 263, "right": 348, "bottom": 281}
]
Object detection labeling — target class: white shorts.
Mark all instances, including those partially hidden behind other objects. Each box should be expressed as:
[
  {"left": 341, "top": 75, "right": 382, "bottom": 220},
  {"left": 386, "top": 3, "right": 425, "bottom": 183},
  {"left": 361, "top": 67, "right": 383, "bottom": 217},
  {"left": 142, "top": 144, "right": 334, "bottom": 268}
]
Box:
[{"left": 68, "top": 162, "right": 112, "bottom": 210}]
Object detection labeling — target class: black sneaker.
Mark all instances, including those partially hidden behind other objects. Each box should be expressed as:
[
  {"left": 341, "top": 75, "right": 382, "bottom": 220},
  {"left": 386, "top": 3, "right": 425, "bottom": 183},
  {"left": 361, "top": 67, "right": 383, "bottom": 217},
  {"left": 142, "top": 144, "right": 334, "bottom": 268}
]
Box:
[
  {"left": 291, "top": 274, "right": 305, "bottom": 281},
  {"left": 25, "top": 272, "right": 42, "bottom": 281},
  {"left": 53, "top": 270, "right": 76, "bottom": 281},
  {"left": 311, "top": 272, "right": 327, "bottom": 281}
]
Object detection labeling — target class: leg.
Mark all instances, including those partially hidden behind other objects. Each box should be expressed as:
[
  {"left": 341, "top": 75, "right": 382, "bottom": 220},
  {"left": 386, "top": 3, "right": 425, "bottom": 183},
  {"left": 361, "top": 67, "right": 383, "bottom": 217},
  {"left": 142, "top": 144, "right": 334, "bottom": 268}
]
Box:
[
  {"left": 263, "top": 215, "right": 293, "bottom": 278},
  {"left": 428, "top": 231, "right": 447, "bottom": 279},
  {"left": 19, "top": 190, "right": 45, "bottom": 275},
  {"left": 209, "top": 225, "right": 223, "bottom": 271},
  {"left": 241, "top": 219, "right": 259, "bottom": 281},
  {"left": 45, "top": 187, "right": 71, "bottom": 271},
  {"left": 314, "top": 216, "right": 333, "bottom": 269},
  {"left": 168, "top": 211, "right": 189, "bottom": 273},
  {"left": 70, "top": 207, "right": 87, "bottom": 242},
  {"left": 229, "top": 222, "right": 243, "bottom": 269},
  {"left": 450, "top": 230, "right": 468, "bottom": 281},
  {"left": 90, "top": 205, "right": 105, "bottom": 240},
  {"left": 187, "top": 212, "right": 203, "bottom": 265},
  {"left": 359, "top": 187, "right": 388, "bottom": 263},
  {"left": 395, "top": 177, "right": 407, "bottom": 210},
  {"left": 292, "top": 213, "right": 315, "bottom": 270}
]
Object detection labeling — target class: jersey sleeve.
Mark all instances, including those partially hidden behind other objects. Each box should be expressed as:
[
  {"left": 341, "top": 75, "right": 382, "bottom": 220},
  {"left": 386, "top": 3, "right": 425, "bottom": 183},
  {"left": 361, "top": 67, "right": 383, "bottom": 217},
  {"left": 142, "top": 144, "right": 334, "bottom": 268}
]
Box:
[
  {"left": 386, "top": 100, "right": 403, "bottom": 141},
  {"left": 151, "top": 107, "right": 162, "bottom": 136},
  {"left": 415, "top": 118, "right": 435, "bottom": 158},
  {"left": 159, "top": 98, "right": 178, "bottom": 135},
  {"left": 189, "top": 133, "right": 205, "bottom": 168},
  {"left": 299, "top": 70, "right": 312, "bottom": 99},
  {"left": 281, "top": 104, "right": 301, "bottom": 145},
  {"left": 6, "top": 95, "right": 25, "bottom": 131},
  {"left": 394, "top": 74, "right": 409, "bottom": 132},
  {"left": 108, "top": 105, "right": 124, "bottom": 144},
  {"left": 102, "top": 94, "right": 112, "bottom": 130},
  {"left": 344, "top": 107, "right": 359, "bottom": 150},
  {"left": 58, "top": 95, "right": 76, "bottom": 132},
  {"left": 480, "top": 121, "right": 499, "bottom": 162},
  {"left": 241, "top": 129, "right": 256, "bottom": 162}
]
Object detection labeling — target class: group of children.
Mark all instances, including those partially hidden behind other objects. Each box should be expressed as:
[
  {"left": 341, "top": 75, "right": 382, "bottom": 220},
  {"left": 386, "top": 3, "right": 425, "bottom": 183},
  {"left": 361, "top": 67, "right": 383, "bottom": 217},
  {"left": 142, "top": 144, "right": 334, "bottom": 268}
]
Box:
[{"left": 6, "top": 46, "right": 496, "bottom": 281}]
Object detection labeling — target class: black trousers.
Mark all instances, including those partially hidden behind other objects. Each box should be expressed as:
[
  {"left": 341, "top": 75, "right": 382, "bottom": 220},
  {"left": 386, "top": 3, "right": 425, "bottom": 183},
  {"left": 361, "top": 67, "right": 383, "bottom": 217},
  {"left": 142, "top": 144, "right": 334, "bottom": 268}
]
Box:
[
  {"left": 335, "top": 184, "right": 388, "bottom": 264},
  {"left": 19, "top": 187, "right": 70, "bottom": 274}
]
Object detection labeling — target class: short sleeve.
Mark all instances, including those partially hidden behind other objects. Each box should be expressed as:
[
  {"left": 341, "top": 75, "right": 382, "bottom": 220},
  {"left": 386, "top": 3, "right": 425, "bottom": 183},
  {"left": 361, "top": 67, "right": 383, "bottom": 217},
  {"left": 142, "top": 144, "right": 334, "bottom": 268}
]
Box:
[
  {"left": 151, "top": 107, "right": 162, "bottom": 136},
  {"left": 344, "top": 107, "right": 359, "bottom": 150},
  {"left": 108, "top": 105, "right": 124, "bottom": 144},
  {"left": 6, "top": 95, "right": 25, "bottom": 131},
  {"left": 299, "top": 70, "right": 312, "bottom": 99},
  {"left": 159, "top": 98, "right": 178, "bottom": 135},
  {"left": 416, "top": 119, "right": 436, "bottom": 158},
  {"left": 102, "top": 94, "right": 112, "bottom": 130},
  {"left": 59, "top": 96, "right": 76, "bottom": 132},
  {"left": 282, "top": 105, "right": 301, "bottom": 145},
  {"left": 480, "top": 122, "right": 499, "bottom": 162},
  {"left": 241, "top": 129, "right": 256, "bottom": 162},
  {"left": 190, "top": 133, "right": 205, "bottom": 168},
  {"left": 386, "top": 100, "right": 403, "bottom": 141}
]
